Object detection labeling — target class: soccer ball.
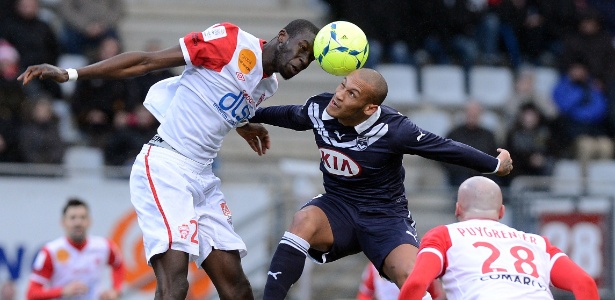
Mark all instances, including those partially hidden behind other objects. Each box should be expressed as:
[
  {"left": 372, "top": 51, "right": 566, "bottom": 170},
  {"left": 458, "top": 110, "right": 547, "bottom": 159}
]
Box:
[{"left": 313, "top": 21, "right": 369, "bottom": 76}]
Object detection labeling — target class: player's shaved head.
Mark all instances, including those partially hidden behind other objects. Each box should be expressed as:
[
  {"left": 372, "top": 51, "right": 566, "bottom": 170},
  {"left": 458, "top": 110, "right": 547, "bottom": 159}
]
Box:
[
  {"left": 355, "top": 68, "right": 388, "bottom": 105},
  {"left": 455, "top": 176, "right": 504, "bottom": 221}
]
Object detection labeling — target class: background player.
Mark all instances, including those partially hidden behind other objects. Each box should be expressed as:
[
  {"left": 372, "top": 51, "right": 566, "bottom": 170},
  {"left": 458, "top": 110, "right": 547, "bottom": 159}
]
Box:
[
  {"left": 26, "top": 198, "right": 124, "bottom": 300},
  {"left": 398, "top": 176, "right": 599, "bottom": 300},
  {"left": 237, "top": 68, "right": 512, "bottom": 299},
  {"left": 18, "top": 19, "right": 319, "bottom": 299}
]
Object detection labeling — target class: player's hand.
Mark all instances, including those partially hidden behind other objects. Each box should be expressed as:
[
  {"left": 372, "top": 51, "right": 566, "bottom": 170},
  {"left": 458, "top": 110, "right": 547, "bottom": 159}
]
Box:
[
  {"left": 17, "top": 64, "right": 69, "bottom": 85},
  {"left": 62, "top": 281, "right": 88, "bottom": 297},
  {"left": 99, "top": 289, "right": 120, "bottom": 300},
  {"left": 495, "top": 148, "right": 513, "bottom": 176},
  {"left": 236, "top": 123, "right": 270, "bottom": 156}
]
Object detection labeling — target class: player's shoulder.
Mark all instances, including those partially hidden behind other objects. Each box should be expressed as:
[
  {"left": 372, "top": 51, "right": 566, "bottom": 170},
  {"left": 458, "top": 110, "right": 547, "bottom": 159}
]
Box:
[
  {"left": 44, "top": 236, "right": 68, "bottom": 249},
  {"left": 305, "top": 93, "right": 333, "bottom": 106}
]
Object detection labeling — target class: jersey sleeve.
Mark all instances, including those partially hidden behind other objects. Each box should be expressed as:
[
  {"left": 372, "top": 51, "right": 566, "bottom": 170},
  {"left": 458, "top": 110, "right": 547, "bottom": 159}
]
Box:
[
  {"left": 107, "top": 239, "right": 125, "bottom": 292},
  {"left": 418, "top": 225, "right": 451, "bottom": 277},
  {"left": 389, "top": 118, "right": 499, "bottom": 173},
  {"left": 399, "top": 226, "right": 451, "bottom": 300},
  {"left": 356, "top": 264, "right": 376, "bottom": 300},
  {"left": 27, "top": 248, "right": 63, "bottom": 300},
  {"left": 180, "top": 22, "right": 239, "bottom": 71},
  {"left": 249, "top": 104, "right": 312, "bottom": 131}
]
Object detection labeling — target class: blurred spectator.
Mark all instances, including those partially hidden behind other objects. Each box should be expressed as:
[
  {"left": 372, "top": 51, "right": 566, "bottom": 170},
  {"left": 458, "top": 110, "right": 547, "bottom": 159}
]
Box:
[
  {"left": 58, "top": 0, "right": 125, "bottom": 56},
  {"left": 70, "top": 37, "right": 130, "bottom": 148},
  {"left": 104, "top": 105, "right": 158, "bottom": 166},
  {"left": 357, "top": 262, "right": 399, "bottom": 300},
  {"left": 26, "top": 198, "right": 124, "bottom": 300},
  {"left": 126, "top": 39, "right": 176, "bottom": 106},
  {"left": 587, "top": 0, "right": 615, "bottom": 34},
  {"left": 560, "top": 8, "right": 615, "bottom": 88},
  {"left": 1, "top": 0, "right": 62, "bottom": 98},
  {"left": 19, "top": 95, "right": 65, "bottom": 164},
  {"left": 441, "top": 101, "right": 500, "bottom": 187},
  {"left": 520, "top": 0, "right": 578, "bottom": 66},
  {"left": 505, "top": 66, "right": 559, "bottom": 121},
  {"left": 0, "top": 40, "right": 24, "bottom": 163},
  {"left": 0, "top": 281, "right": 15, "bottom": 300},
  {"left": 504, "top": 103, "right": 554, "bottom": 186},
  {"left": 552, "top": 59, "right": 613, "bottom": 166},
  {"left": 422, "top": 0, "right": 484, "bottom": 71},
  {"left": 478, "top": 0, "right": 525, "bottom": 69},
  {"left": 337, "top": 0, "right": 416, "bottom": 68}
]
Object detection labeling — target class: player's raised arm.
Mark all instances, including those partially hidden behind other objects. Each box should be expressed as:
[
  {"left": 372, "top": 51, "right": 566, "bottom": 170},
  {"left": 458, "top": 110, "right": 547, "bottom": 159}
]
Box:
[{"left": 18, "top": 46, "right": 185, "bottom": 85}]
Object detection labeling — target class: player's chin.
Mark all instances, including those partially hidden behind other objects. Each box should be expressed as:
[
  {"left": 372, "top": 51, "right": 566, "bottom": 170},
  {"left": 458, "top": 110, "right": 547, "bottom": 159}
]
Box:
[{"left": 280, "top": 65, "right": 299, "bottom": 80}]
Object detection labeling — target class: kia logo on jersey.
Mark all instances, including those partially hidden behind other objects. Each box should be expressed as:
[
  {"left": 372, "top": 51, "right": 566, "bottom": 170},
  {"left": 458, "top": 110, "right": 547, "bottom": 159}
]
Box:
[{"left": 319, "top": 148, "right": 361, "bottom": 177}]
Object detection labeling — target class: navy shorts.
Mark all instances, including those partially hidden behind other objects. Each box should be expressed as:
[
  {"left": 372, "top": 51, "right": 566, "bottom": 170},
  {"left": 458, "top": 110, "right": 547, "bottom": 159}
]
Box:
[{"left": 303, "top": 193, "right": 419, "bottom": 275}]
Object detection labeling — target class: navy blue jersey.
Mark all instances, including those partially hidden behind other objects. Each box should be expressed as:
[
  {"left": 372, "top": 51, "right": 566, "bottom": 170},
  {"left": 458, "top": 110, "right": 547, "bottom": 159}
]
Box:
[{"left": 250, "top": 93, "right": 499, "bottom": 210}]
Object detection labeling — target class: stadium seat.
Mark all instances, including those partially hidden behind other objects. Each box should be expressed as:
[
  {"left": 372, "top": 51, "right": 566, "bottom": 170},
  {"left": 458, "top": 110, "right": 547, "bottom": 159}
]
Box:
[
  {"left": 550, "top": 159, "right": 583, "bottom": 195},
  {"left": 376, "top": 64, "right": 420, "bottom": 110},
  {"left": 63, "top": 146, "right": 105, "bottom": 178},
  {"left": 408, "top": 108, "right": 452, "bottom": 137},
  {"left": 468, "top": 66, "right": 514, "bottom": 109},
  {"left": 586, "top": 160, "right": 615, "bottom": 195},
  {"left": 534, "top": 66, "right": 560, "bottom": 99},
  {"left": 57, "top": 54, "right": 89, "bottom": 98},
  {"left": 421, "top": 65, "right": 467, "bottom": 109}
]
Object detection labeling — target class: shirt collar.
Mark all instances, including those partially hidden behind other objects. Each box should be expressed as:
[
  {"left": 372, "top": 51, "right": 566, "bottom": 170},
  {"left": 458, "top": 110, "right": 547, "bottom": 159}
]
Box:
[{"left": 322, "top": 107, "right": 382, "bottom": 133}]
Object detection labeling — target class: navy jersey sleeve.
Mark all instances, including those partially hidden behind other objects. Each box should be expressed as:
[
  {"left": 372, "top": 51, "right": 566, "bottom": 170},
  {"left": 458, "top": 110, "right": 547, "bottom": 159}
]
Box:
[
  {"left": 390, "top": 117, "right": 499, "bottom": 173},
  {"left": 249, "top": 105, "right": 312, "bottom": 131}
]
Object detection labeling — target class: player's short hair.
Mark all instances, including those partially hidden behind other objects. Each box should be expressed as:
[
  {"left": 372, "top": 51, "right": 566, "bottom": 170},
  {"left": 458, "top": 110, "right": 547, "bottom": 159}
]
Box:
[
  {"left": 62, "top": 197, "right": 89, "bottom": 216},
  {"left": 284, "top": 19, "right": 319, "bottom": 38}
]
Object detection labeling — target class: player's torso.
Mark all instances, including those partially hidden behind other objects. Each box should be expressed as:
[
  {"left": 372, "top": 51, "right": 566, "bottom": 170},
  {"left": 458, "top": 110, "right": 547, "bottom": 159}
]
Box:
[
  {"left": 442, "top": 220, "right": 555, "bottom": 300},
  {"left": 46, "top": 236, "right": 111, "bottom": 299},
  {"left": 178, "top": 23, "right": 277, "bottom": 126},
  {"left": 306, "top": 95, "right": 406, "bottom": 205},
  {"left": 158, "top": 23, "right": 278, "bottom": 161}
]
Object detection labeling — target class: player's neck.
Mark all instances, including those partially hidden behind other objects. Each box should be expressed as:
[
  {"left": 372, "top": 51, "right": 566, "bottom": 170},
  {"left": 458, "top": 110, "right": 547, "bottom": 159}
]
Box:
[{"left": 66, "top": 237, "right": 88, "bottom": 250}]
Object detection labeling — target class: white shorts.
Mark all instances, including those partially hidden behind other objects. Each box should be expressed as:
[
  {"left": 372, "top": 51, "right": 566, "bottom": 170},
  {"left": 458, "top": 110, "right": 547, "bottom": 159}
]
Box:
[{"left": 129, "top": 144, "right": 247, "bottom": 267}]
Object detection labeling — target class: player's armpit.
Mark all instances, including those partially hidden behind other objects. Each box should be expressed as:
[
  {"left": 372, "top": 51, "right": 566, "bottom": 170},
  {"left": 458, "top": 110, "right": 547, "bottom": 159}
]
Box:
[
  {"left": 398, "top": 252, "right": 442, "bottom": 300},
  {"left": 550, "top": 256, "right": 599, "bottom": 300}
]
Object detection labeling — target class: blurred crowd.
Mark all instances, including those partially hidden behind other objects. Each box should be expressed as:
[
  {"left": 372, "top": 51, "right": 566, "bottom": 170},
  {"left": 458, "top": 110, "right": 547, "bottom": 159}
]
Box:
[
  {"left": 2, "top": 0, "right": 615, "bottom": 188},
  {"left": 0, "top": 0, "right": 167, "bottom": 167},
  {"left": 322, "top": 0, "right": 615, "bottom": 187}
]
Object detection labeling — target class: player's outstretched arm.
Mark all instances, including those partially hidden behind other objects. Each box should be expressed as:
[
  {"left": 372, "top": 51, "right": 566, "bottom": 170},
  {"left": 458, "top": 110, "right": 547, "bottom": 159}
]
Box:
[
  {"left": 236, "top": 123, "right": 271, "bottom": 156},
  {"left": 398, "top": 252, "right": 441, "bottom": 300},
  {"left": 18, "top": 46, "right": 185, "bottom": 85},
  {"left": 495, "top": 148, "right": 513, "bottom": 176},
  {"left": 550, "top": 256, "right": 599, "bottom": 300}
]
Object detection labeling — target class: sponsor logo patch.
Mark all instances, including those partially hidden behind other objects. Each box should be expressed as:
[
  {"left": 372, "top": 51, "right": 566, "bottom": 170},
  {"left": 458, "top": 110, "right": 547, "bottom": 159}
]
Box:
[
  {"left": 238, "top": 49, "right": 256, "bottom": 74},
  {"left": 319, "top": 148, "right": 361, "bottom": 177},
  {"left": 202, "top": 24, "right": 227, "bottom": 41}
]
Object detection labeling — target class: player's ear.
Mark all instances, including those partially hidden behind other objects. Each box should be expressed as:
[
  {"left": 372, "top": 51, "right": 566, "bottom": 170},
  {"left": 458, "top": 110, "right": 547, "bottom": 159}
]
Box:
[
  {"left": 363, "top": 104, "right": 378, "bottom": 116},
  {"left": 277, "top": 29, "right": 288, "bottom": 43},
  {"left": 498, "top": 205, "right": 505, "bottom": 220}
]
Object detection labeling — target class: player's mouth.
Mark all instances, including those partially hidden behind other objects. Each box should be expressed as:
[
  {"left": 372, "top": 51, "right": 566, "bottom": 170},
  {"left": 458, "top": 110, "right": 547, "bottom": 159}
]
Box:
[
  {"left": 289, "top": 64, "right": 299, "bottom": 75},
  {"left": 329, "top": 98, "right": 340, "bottom": 108}
]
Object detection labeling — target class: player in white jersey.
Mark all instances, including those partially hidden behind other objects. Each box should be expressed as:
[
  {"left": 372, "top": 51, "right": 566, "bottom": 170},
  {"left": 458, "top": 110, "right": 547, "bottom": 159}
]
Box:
[
  {"left": 26, "top": 198, "right": 124, "bottom": 300},
  {"left": 18, "top": 19, "right": 319, "bottom": 299},
  {"left": 398, "top": 176, "right": 599, "bottom": 300}
]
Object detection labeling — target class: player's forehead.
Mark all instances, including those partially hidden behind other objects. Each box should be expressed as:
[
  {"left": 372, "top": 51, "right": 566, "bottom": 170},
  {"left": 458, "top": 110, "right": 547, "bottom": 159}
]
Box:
[
  {"left": 344, "top": 73, "right": 369, "bottom": 94},
  {"left": 289, "top": 30, "right": 315, "bottom": 46},
  {"left": 64, "top": 205, "right": 89, "bottom": 217}
]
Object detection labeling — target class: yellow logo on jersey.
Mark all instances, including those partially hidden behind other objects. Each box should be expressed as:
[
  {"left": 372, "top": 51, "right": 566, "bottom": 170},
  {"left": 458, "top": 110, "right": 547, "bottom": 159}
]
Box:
[
  {"left": 56, "top": 248, "right": 70, "bottom": 262},
  {"left": 238, "top": 49, "right": 256, "bottom": 74}
]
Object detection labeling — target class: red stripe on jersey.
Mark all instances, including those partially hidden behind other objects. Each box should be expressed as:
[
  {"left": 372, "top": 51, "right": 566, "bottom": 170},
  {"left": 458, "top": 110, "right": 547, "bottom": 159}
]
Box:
[
  {"left": 420, "top": 225, "right": 452, "bottom": 277},
  {"left": 145, "top": 145, "right": 172, "bottom": 249},
  {"left": 32, "top": 248, "right": 53, "bottom": 280},
  {"left": 183, "top": 22, "right": 239, "bottom": 71}
]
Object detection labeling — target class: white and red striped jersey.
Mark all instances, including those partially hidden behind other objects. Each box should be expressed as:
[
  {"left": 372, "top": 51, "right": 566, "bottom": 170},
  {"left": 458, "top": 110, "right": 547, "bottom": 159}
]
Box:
[
  {"left": 28, "top": 236, "right": 123, "bottom": 300},
  {"left": 144, "top": 22, "right": 278, "bottom": 164},
  {"left": 419, "top": 219, "right": 565, "bottom": 300}
]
